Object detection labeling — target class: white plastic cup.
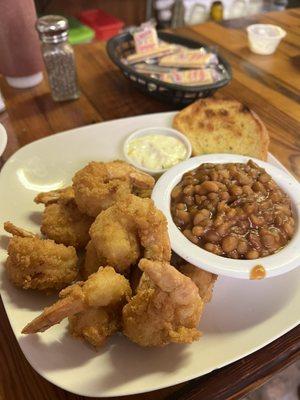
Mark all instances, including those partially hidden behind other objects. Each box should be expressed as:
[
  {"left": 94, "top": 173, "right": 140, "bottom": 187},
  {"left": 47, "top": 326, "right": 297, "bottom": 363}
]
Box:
[{"left": 246, "top": 24, "right": 286, "bottom": 55}]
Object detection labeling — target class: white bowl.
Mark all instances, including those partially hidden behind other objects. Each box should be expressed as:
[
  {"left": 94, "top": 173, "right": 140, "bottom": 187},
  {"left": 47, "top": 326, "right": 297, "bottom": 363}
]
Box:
[
  {"left": 247, "top": 24, "right": 286, "bottom": 55},
  {"left": 123, "top": 126, "right": 192, "bottom": 175},
  {"left": 151, "top": 154, "right": 300, "bottom": 279},
  {"left": 0, "top": 123, "right": 7, "bottom": 157}
]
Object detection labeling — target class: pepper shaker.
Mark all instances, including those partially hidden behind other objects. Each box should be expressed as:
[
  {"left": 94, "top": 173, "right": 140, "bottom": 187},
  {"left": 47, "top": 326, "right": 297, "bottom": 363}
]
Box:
[{"left": 36, "top": 15, "right": 80, "bottom": 101}]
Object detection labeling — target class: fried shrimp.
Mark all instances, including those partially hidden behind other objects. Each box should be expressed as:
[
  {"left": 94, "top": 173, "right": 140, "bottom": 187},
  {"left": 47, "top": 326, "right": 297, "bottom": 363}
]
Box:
[
  {"left": 81, "top": 241, "right": 106, "bottom": 279},
  {"left": 122, "top": 259, "right": 203, "bottom": 347},
  {"left": 178, "top": 263, "right": 218, "bottom": 303},
  {"left": 68, "top": 306, "right": 122, "bottom": 348},
  {"left": 22, "top": 267, "right": 132, "bottom": 347},
  {"left": 171, "top": 253, "right": 217, "bottom": 303},
  {"left": 4, "top": 222, "right": 78, "bottom": 291},
  {"left": 41, "top": 201, "right": 94, "bottom": 249},
  {"left": 89, "top": 195, "right": 171, "bottom": 273},
  {"left": 132, "top": 187, "right": 153, "bottom": 199},
  {"left": 4, "top": 222, "right": 37, "bottom": 238},
  {"left": 35, "top": 187, "right": 94, "bottom": 249},
  {"left": 34, "top": 187, "right": 75, "bottom": 205},
  {"left": 72, "top": 161, "right": 155, "bottom": 217}
]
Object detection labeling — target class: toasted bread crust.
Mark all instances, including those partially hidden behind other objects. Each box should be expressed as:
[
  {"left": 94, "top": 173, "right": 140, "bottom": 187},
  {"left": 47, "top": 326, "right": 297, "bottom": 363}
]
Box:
[
  {"left": 249, "top": 110, "right": 270, "bottom": 161},
  {"left": 173, "top": 98, "right": 269, "bottom": 161}
]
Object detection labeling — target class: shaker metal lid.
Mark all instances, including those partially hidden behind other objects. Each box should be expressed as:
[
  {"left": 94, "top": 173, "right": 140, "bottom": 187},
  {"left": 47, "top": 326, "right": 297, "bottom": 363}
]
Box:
[{"left": 36, "top": 15, "right": 69, "bottom": 42}]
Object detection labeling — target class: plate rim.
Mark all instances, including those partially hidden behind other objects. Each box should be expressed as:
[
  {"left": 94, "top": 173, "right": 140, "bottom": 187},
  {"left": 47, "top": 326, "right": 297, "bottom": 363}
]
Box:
[
  {"left": 19, "top": 319, "right": 300, "bottom": 398},
  {"left": 0, "top": 111, "right": 177, "bottom": 176}
]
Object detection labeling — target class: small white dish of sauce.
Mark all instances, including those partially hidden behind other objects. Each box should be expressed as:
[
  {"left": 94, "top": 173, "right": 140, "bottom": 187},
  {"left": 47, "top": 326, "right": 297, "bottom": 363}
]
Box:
[
  {"left": 124, "top": 126, "right": 192, "bottom": 175},
  {"left": 247, "top": 24, "right": 286, "bottom": 55}
]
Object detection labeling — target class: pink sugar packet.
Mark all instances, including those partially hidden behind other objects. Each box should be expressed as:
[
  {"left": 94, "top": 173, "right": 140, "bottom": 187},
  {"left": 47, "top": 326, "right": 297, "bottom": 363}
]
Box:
[
  {"left": 157, "top": 68, "right": 217, "bottom": 85},
  {"left": 159, "top": 50, "right": 218, "bottom": 68}
]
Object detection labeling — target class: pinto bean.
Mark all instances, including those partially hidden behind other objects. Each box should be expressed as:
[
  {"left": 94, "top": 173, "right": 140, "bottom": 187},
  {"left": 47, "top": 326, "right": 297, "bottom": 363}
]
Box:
[
  {"left": 183, "top": 229, "right": 199, "bottom": 244},
  {"left": 222, "top": 235, "right": 238, "bottom": 252},
  {"left": 208, "top": 192, "right": 218, "bottom": 200},
  {"left": 183, "top": 185, "right": 194, "bottom": 196},
  {"left": 261, "top": 233, "right": 278, "bottom": 251},
  {"left": 258, "top": 173, "right": 271, "bottom": 183},
  {"left": 192, "top": 226, "right": 204, "bottom": 237},
  {"left": 171, "top": 185, "right": 182, "bottom": 199},
  {"left": 176, "top": 203, "right": 186, "bottom": 210},
  {"left": 283, "top": 221, "right": 294, "bottom": 237},
  {"left": 246, "top": 250, "right": 259, "bottom": 259},
  {"left": 193, "top": 209, "right": 210, "bottom": 225},
  {"left": 176, "top": 210, "right": 190, "bottom": 224},
  {"left": 205, "top": 230, "right": 220, "bottom": 243},
  {"left": 230, "top": 185, "right": 243, "bottom": 196},
  {"left": 204, "top": 243, "right": 222, "bottom": 255},
  {"left": 220, "top": 191, "right": 230, "bottom": 201},
  {"left": 237, "top": 240, "right": 248, "bottom": 255},
  {"left": 197, "top": 181, "right": 219, "bottom": 194}
]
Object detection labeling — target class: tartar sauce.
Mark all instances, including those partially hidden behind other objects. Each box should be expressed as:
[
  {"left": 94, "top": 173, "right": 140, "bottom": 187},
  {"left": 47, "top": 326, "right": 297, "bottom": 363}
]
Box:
[{"left": 127, "top": 134, "right": 187, "bottom": 170}]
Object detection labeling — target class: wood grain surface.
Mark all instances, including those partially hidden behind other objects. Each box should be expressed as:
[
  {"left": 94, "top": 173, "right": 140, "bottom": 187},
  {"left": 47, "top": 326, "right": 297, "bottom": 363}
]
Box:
[{"left": 0, "top": 8, "right": 299, "bottom": 400}]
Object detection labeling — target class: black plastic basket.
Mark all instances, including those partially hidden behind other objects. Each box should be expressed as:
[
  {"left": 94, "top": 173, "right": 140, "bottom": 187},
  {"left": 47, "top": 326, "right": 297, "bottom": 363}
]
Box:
[{"left": 106, "top": 31, "right": 232, "bottom": 107}]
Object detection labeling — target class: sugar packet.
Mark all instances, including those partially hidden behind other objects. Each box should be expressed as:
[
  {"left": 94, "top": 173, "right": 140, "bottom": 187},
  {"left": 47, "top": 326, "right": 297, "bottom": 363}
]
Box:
[
  {"left": 133, "top": 21, "right": 159, "bottom": 54},
  {"left": 157, "top": 68, "right": 219, "bottom": 85},
  {"left": 159, "top": 50, "right": 218, "bottom": 68},
  {"left": 126, "top": 43, "right": 179, "bottom": 64}
]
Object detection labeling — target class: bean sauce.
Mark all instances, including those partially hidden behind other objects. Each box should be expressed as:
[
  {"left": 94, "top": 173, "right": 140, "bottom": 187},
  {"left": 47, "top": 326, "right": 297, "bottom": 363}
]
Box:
[
  {"left": 250, "top": 265, "right": 266, "bottom": 280},
  {"left": 171, "top": 160, "right": 295, "bottom": 259}
]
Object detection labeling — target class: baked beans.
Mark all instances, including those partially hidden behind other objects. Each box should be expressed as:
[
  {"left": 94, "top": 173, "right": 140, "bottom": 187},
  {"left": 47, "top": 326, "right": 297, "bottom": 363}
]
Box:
[{"left": 171, "top": 160, "right": 295, "bottom": 259}]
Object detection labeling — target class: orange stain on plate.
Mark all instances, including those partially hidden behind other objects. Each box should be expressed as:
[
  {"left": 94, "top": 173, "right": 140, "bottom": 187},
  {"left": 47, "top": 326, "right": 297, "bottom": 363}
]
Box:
[{"left": 250, "top": 265, "right": 266, "bottom": 280}]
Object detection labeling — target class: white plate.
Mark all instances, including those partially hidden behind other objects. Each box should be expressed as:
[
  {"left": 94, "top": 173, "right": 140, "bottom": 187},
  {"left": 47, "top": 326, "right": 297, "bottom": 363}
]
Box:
[
  {"left": 0, "top": 123, "right": 7, "bottom": 157},
  {"left": 0, "top": 111, "right": 299, "bottom": 398}
]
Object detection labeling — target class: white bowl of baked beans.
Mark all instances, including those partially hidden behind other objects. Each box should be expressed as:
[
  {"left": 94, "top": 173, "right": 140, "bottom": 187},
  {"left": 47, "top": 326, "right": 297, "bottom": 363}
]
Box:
[{"left": 151, "top": 154, "right": 300, "bottom": 279}]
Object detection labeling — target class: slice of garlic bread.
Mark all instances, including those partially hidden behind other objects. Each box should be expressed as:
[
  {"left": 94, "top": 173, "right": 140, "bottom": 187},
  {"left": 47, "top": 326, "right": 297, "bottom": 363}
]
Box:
[{"left": 173, "top": 98, "right": 269, "bottom": 161}]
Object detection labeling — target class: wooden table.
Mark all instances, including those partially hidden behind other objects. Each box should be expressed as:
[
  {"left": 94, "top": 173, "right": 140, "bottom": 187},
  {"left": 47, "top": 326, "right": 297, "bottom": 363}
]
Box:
[{"left": 0, "top": 8, "right": 299, "bottom": 400}]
